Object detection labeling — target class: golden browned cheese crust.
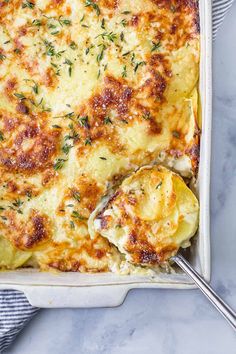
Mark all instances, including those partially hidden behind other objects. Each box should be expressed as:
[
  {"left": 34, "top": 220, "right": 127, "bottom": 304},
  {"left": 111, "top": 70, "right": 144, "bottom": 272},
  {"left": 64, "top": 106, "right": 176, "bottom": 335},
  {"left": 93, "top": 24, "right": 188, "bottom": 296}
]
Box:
[
  {"left": 0, "top": 0, "right": 200, "bottom": 272},
  {"left": 90, "top": 165, "right": 199, "bottom": 265}
]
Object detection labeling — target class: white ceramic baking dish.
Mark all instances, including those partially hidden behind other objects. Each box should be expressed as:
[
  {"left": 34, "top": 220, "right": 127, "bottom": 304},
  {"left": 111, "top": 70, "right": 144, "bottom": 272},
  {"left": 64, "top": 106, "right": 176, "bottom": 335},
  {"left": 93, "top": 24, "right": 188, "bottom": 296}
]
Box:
[{"left": 0, "top": 0, "right": 212, "bottom": 308}]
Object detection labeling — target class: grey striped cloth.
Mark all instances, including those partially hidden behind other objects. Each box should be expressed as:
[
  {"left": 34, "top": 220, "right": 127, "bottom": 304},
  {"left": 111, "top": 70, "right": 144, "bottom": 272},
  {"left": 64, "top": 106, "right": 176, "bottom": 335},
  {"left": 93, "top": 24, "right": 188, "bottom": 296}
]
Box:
[
  {"left": 0, "top": 0, "right": 235, "bottom": 352},
  {"left": 212, "top": 0, "right": 235, "bottom": 39},
  {"left": 0, "top": 290, "right": 38, "bottom": 352}
]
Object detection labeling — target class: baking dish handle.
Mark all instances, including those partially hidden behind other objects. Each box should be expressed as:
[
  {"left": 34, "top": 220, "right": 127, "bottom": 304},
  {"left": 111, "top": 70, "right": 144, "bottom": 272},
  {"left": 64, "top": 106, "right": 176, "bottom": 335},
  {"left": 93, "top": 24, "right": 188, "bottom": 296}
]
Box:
[{"left": 21, "top": 285, "right": 130, "bottom": 308}]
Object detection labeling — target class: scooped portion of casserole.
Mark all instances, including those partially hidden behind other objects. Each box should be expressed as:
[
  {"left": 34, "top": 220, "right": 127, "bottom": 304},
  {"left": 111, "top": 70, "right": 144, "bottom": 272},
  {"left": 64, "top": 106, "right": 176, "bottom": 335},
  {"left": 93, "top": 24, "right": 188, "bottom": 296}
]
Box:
[
  {"left": 89, "top": 165, "right": 199, "bottom": 267},
  {"left": 0, "top": 0, "right": 200, "bottom": 272}
]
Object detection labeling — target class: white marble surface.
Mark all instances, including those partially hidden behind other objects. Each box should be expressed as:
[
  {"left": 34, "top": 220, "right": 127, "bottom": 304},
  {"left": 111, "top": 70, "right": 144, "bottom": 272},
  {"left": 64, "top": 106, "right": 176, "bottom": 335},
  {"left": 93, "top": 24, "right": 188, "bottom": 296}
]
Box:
[{"left": 4, "top": 4, "right": 236, "bottom": 354}]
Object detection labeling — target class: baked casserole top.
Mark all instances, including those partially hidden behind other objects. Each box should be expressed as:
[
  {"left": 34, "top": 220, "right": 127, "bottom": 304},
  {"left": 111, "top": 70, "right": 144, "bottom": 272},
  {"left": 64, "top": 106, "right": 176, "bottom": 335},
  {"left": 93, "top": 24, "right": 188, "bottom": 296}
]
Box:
[{"left": 0, "top": 0, "right": 200, "bottom": 272}]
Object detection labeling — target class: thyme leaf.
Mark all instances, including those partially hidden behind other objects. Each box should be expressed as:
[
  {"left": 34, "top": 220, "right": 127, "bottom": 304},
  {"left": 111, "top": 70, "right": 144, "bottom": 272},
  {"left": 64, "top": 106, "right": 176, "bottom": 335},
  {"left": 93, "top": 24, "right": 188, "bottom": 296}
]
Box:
[
  {"left": 53, "top": 158, "right": 67, "bottom": 170},
  {"left": 85, "top": 0, "right": 100, "bottom": 16}
]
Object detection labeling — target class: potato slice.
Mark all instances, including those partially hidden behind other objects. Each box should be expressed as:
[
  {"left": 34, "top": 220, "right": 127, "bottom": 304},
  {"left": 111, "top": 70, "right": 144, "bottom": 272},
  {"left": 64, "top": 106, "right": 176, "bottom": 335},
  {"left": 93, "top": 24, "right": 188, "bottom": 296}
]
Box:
[{"left": 0, "top": 236, "right": 32, "bottom": 269}]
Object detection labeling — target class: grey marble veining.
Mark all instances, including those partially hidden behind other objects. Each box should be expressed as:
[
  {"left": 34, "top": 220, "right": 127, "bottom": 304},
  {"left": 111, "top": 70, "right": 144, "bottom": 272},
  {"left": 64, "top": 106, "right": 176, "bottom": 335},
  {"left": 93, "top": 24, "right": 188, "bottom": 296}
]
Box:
[{"left": 4, "top": 3, "right": 236, "bottom": 354}]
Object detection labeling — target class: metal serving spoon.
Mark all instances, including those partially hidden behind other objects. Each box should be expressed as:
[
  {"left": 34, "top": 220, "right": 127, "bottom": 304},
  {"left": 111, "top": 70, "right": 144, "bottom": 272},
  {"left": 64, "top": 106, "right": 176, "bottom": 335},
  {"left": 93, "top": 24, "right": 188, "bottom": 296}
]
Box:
[{"left": 171, "top": 254, "right": 236, "bottom": 331}]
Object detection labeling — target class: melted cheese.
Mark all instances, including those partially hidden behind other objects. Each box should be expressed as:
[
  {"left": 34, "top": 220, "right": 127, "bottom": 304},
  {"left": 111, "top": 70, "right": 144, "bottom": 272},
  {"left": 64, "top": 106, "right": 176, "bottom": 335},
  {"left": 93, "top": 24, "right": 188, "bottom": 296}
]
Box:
[
  {"left": 89, "top": 165, "right": 199, "bottom": 265},
  {"left": 0, "top": 0, "right": 200, "bottom": 272}
]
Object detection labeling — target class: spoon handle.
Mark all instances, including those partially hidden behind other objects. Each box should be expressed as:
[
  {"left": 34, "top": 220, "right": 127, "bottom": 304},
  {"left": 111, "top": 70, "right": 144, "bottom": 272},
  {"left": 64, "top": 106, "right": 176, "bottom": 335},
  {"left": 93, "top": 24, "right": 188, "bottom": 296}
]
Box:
[{"left": 172, "top": 254, "right": 236, "bottom": 331}]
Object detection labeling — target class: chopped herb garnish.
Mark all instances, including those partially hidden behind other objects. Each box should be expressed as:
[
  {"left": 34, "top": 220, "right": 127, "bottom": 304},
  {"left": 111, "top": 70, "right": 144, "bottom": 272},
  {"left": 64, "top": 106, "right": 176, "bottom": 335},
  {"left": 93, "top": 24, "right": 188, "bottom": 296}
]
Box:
[
  {"left": 97, "top": 44, "right": 106, "bottom": 63},
  {"left": 64, "top": 58, "right": 72, "bottom": 66},
  {"left": 30, "top": 96, "right": 43, "bottom": 107},
  {"left": 142, "top": 112, "right": 151, "bottom": 120},
  {"left": 64, "top": 58, "right": 73, "bottom": 77},
  {"left": 53, "top": 158, "right": 67, "bottom": 170},
  {"left": 134, "top": 61, "right": 146, "bottom": 73},
  {"left": 0, "top": 53, "right": 6, "bottom": 61},
  {"left": 14, "top": 48, "right": 21, "bottom": 54},
  {"left": 69, "top": 41, "right": 77, "bottom": 50},
  {"left": 70, "top": 220, "right": 75, "bottom": 229},
  {"left": 4, "top": 40, "right": 10, "bottom": 44},
  {"left": 151, "top": 41, "right": 161, "bottom": 52},
  {"left": 80, "top": 15, "right": 85, "bottom": 22},
  {"left": 104, "top": 116, "right": 112, "bottom": 124},
  {"left": 172, "top": 130, "right": 180, "bottom": 138},
  {"left": 65, "top": 112, "right": 74, "bottom": 119},
  {"left": 22, "top": 0, "right": 35, "bottom": 9},
  {"left": 101, "top": 18, "right": 105, "bottom": 29},
  {"left": 120, "top": 19, "right": 127, "bottom": 27},
  {"left": 99, "top": 156, "right": 107, "bottom": 160},
  {"left": 48, "top": 24, "right": 57, "bottom": 29},
  {"left": 62, "top": 143, "right": 73, "bottom": 155},
  {"left": 65, "top": 123, "right": 79, "bottom": 141},
  {"left": 44, "top": 40, "right": 65, "bottom": 57},
  {"left": 97, "top": 50, "right": 104, "bottom": 62},
  {"left": 14, "top": 93, "right": 26, "bottom": 100},
  {"left": 85, "top": 0, "right": 100, "bottom": 16},
  {"left": 9, "top": 198, "right": 24, "bottom": 214},
  {"left": 64, "top": 135, "right": 72, "bottom": 141},
  {"left": 44, "top": 40, "right": 55, "bottom": 56},
  {"left": 12, "top": 199, "right": 23, "bottom": 208},
  {"left": 72, "top": 191, "right": 81, "bottom": 202},
  {"left": 52, "top": 124, "right": 62, "bottom": 129},
  {"left": 54, "top": 111, "right": 74, "bottom": 120},
  {"left": 0, "top": 131, "right": 4, "bottom": 141},
  {"left": 58, "top": 16, "right": 72, "bottom": 26},
  {"left": 122, "top": 51, "right": 131, "bottom": 57},
  {"left": 32, "top": 82, "right": 39, "bottom": 94},
  {"left": 69, "top": 123, "right": 78, "bottom": 136},
  {"left": 71, "top": 210, "right": 87, "bottom": 220},
  {"left": 51, "top": 62, "right": 60, "bottom": 76},
  {"left": 122, "top": 65, "right": 127, "bottom": 78},
  {"left": 122, "top": 11, "right": 131, "bottom": 14},
  {"left": 51, "top": 30, "right": 60, "bottom": 35},
  {"left": 32, "top": 19, "right": 42, "bottom": 26},
  {"left": 79, "top": 115, "right": 89, "bottom": 128},
  {"left": 26, "top": 191, "right": 32, "bottom": 199},
  {"left": 85, "top": 137, "right": 92, "bottom": 145},
  {"left": 85, "top": 44, "right": 94, "bottom": 55},
  {"left": 120, "top": 32, "right": 125, "bottom": 41},
  {"left": 156, "top": 181, "right": 162, "bottom": 189},
  {"left": 96, "top": 31, "right": 117, "bottom": 42}
]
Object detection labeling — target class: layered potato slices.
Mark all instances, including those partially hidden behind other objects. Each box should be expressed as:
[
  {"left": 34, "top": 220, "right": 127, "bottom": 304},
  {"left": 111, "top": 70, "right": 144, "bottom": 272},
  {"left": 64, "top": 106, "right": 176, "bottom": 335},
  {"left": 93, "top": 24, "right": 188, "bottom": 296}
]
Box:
[{"left": 0, "top": 0, "right": 200, "bottom": 272}]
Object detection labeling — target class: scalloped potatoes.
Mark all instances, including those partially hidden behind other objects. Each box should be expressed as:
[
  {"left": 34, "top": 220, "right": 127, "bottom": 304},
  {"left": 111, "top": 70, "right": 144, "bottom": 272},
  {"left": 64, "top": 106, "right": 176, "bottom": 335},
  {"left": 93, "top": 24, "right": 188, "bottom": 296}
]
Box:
[
  {"left": 90, "top": 166, "right": 199, "bottom": 265},
  {"left": 0, "top": 0, "right": 200, "bottom": 272}
]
